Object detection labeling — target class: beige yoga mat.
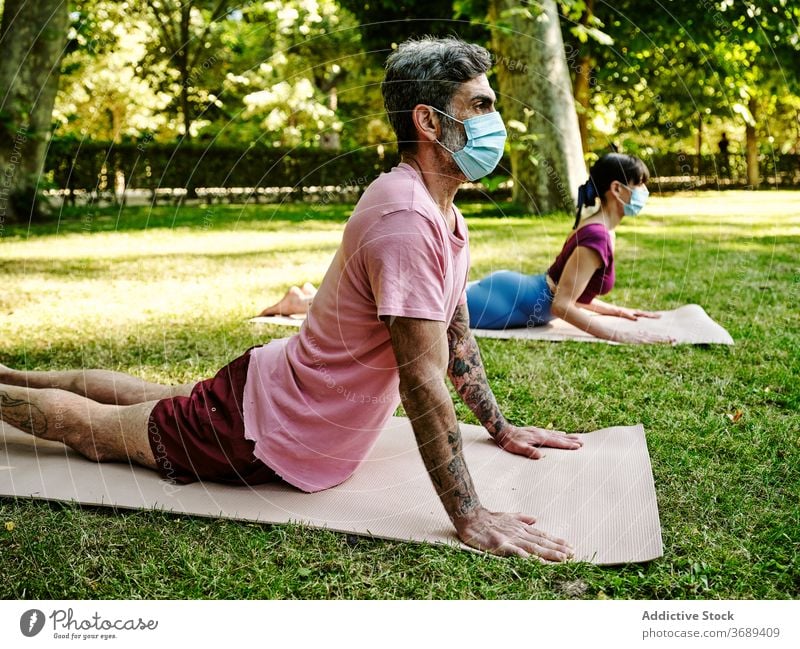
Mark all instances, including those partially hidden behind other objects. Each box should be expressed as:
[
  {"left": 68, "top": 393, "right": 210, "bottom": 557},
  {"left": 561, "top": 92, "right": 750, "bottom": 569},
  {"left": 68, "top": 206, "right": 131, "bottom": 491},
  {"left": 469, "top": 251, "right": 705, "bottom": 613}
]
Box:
[
  {"left": 250, "top": 314, "right": 308, "bottom": 328},
  {"left": 0, "top": 417, "right": 663, "bottom": 565},
  {"left": 473, "top": 304, "right": 733, "bottom": 344},
  {"left": 251, "top": 304, "right": 732, "bottom": 345}
]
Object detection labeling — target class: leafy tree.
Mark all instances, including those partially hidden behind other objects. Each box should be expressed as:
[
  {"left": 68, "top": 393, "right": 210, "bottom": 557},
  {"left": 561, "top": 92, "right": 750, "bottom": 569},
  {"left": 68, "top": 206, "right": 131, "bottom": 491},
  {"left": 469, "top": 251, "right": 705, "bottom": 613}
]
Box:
[
  {"left": 141, "top": 0, "right": 240, "bottom": 141},
  {"left": 210, "top": 0, "right": 365, "bottom": 149},
  {"left": 55, "top": 2, "right": 172, "bottom": 142},
  {"left": 711, "top": 0, "right": 800, "bottom": 185},
  {"left": 563, "top": 1, "right": 800, "bottom": 185}
]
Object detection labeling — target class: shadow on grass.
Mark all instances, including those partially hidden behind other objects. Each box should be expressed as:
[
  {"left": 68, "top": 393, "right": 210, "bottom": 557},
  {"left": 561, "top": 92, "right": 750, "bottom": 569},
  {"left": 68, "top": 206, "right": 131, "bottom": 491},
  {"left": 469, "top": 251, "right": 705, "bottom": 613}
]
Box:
[
  {"left": 5, "top": 200, "right": 551, "bottom": 240},
  {"left": 0, "top": 244, "right": 341, "bottom": 278},
  {"left": 6, "top": 202, "right": 355, "bottom": 238}
]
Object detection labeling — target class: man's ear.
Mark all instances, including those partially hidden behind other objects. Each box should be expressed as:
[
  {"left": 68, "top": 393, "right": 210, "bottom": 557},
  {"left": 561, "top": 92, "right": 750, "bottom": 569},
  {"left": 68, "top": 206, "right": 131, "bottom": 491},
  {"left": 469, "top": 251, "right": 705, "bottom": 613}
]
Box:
[{"left": 411, "top": 104, "right": 440, "bottom": 143}]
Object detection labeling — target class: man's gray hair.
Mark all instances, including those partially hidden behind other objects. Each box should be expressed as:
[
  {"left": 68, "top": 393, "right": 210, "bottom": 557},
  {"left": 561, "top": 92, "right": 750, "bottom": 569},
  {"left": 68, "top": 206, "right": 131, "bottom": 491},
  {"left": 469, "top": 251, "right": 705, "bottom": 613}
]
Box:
[{"left": 382, "top": 36, "right": 492, "bottom": 153}]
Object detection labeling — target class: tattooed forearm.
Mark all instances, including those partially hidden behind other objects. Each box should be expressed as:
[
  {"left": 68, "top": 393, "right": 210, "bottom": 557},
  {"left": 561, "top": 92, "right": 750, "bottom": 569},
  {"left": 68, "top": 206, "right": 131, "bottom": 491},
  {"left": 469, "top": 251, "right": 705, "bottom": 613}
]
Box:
[
  {"left": 0, "top": 390, "right": 47, "bottom": 436},
  {"left": 446, "top": 305, "right": 508, "bottom": 438},
  {"left": 447, "top": 457, "right": 478, "bottom": 516},
  {"left": 411, "top": 420, "right": 480, "bottom": 522},
  {"left": 410, "top": 423, "right": 482, "bottom": 522},
  {"left": 386, "top": 315, "right": 484, "bottom": 527}
]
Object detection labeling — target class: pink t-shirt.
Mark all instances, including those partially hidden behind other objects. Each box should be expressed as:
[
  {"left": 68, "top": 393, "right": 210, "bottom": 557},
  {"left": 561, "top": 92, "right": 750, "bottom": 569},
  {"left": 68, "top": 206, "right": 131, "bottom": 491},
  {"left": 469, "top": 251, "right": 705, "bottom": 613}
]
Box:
[{"left": 242, "top": 163, "right": 470, "bottom": 492}]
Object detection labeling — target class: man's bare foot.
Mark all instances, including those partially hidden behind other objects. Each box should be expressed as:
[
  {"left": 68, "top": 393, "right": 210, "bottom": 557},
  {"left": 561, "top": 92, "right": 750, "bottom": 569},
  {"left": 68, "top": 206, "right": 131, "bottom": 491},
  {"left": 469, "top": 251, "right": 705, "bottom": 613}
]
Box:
[{"left": 258, "top": 286, "right": 313, "bottom": 317}]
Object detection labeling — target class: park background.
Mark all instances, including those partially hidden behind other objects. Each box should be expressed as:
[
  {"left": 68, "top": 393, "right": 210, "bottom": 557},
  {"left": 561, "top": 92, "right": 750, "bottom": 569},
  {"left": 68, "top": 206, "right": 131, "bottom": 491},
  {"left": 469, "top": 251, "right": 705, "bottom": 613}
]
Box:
[{"left": 0, "top": 1, "right": 798, "bottom": 599}]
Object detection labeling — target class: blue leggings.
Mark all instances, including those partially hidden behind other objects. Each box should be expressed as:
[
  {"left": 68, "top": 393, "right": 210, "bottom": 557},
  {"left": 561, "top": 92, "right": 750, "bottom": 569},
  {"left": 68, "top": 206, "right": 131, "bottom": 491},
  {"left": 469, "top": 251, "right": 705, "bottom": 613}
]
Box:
[{"left": 466, "top": 271, "right": 555, "bottom": 329}]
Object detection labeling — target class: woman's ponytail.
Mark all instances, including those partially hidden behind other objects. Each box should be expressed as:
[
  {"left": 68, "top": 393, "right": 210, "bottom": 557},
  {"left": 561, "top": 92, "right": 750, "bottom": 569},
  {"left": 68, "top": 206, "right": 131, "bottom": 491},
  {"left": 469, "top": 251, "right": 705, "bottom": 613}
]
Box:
[{"left": 573, "top": 180, "right": 598, "bottom": 229}]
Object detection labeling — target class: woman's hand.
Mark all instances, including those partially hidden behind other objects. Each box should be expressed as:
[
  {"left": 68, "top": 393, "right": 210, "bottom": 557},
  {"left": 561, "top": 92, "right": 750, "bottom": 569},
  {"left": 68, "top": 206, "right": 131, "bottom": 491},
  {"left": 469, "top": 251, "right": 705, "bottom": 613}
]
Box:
[
  {"left": 612, "top": 306, "right": 661, "bottom": 320},
  {"left": 494, "top": 425, "right": 583, "bottom": 459}
]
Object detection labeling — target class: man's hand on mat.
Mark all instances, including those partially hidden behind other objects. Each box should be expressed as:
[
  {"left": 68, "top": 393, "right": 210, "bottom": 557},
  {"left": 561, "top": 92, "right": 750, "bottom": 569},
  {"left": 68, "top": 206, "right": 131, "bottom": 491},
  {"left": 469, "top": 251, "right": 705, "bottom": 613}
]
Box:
[
  {"left": 494, "top": 425, "right": 583, "bottom": 459},
  {"left": 455, "top": 507, "right": 574, "bottom": 561},
  {"left": 614, "top": 306, "right": 661, "bottom": 320}
]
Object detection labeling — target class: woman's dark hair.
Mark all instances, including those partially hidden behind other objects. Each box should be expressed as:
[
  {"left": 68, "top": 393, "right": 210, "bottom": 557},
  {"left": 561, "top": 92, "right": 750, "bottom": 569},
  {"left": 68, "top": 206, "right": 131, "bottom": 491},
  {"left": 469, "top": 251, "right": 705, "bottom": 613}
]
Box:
[{"left": 573, "top": 153, "right": 650, "bottom": 228}]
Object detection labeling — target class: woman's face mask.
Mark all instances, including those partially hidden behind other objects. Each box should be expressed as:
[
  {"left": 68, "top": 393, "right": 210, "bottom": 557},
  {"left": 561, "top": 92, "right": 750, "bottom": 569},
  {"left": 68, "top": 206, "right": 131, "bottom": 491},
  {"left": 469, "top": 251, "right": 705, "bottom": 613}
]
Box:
[
  {"left": 429, "top": 106, "right": 507, "bottom": 181},
  {"left": 621, "top": 183, "right": 649, "bottom": 216}
]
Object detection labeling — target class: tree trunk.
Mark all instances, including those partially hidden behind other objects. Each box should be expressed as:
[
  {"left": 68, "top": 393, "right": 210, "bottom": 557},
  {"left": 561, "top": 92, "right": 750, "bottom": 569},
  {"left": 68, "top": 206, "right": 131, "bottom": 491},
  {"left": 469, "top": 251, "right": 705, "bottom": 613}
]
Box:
[
  {"left": 179, "top": 4, "right": 193, "bottom": 141},
  {"left": 0, "top": 0, "right": 68, "bottom": 225},
  {"left": 489, "top": 0, "right": 586, "bottom": 214},
  {"left": 573, "top": 0, "right": 594, "bottom": 154},
  {"left": 745, "top": 97, "right": 759, "bottom": 188}
]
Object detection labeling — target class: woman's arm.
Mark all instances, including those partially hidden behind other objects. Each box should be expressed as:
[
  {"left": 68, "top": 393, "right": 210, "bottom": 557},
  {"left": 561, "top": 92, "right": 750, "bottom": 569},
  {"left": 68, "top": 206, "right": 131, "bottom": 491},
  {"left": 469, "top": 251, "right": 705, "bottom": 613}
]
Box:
[
  {"left": 582, "top": 297, "right": 661, "bottom": 320},
  {"left": 551, "top": 248, "right": 669, "bottom": 343}
]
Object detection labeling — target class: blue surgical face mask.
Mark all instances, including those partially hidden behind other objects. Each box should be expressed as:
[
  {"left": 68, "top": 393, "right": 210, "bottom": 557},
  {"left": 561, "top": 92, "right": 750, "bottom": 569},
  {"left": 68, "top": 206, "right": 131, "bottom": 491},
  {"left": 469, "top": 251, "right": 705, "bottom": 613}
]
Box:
[
  {"left": 430, "top": 106, "right": 507, "bottom": 181},
  {"left": 622, "top": 184, "right": 649, "bottom": 216}
]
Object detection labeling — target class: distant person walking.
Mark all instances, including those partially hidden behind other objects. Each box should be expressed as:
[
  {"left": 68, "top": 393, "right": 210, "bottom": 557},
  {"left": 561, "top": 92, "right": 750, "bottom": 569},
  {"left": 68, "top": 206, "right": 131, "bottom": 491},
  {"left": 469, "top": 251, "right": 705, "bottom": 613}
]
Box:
[{"left": 719, "top": 132, "right": 730, "bottom": 179}]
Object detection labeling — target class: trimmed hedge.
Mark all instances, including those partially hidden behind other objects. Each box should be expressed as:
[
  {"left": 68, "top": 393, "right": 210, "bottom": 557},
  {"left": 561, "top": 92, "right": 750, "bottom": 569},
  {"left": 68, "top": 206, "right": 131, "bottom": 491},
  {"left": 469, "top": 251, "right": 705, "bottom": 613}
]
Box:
[
  {"left": 45, "top": 138, "right": 398, "bottom": 199},
  {"left": 44, "top": 137, "right": 799, "bottom": 203}
]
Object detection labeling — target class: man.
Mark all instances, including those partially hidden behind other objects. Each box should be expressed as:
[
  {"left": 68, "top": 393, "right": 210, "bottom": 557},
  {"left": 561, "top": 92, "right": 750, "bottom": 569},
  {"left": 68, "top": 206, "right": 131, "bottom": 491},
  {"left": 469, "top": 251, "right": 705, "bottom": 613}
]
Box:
[{"left": 0, "top": 37, "right": 582, "bottom": 560}]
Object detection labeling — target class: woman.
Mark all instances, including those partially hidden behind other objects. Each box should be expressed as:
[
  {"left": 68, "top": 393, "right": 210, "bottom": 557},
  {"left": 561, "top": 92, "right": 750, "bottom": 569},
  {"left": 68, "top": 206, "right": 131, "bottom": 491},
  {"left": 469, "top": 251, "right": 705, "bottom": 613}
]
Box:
[{"left": 465, "top": 152, "right": 672, "bottom": 344}]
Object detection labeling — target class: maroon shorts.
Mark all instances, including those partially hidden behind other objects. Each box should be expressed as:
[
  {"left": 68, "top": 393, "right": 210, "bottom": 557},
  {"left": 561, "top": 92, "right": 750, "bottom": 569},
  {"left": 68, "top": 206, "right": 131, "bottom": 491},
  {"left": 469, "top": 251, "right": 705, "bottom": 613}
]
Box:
[{"left": 147, "top": 346, "right": 280, "bottom": 486}]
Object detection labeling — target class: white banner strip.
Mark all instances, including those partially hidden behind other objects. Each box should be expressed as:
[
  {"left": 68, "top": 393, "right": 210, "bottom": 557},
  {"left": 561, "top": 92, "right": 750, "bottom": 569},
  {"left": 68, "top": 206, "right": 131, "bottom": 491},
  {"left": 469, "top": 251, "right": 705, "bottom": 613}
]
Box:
[{"left": 1, "top": 600, "right": 797, "bottom": 648}]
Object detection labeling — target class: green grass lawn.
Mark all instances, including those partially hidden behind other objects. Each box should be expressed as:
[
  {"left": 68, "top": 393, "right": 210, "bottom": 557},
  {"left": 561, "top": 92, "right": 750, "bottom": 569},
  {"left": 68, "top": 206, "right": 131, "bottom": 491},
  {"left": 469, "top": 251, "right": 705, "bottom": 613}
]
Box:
[{"left": 1, "top": 190, "right": 798, "bottom": 599}]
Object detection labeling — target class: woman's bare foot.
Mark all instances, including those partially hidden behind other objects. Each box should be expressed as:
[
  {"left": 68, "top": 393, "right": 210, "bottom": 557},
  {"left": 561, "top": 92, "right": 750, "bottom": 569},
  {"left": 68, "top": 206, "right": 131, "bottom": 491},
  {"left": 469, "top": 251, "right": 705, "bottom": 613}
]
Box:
[
  {"left": 258, "top": 286, "right": 313, "bottom": 317},
  {"left": 301, "top": 282, "right": 317, "bottom": 298}
]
